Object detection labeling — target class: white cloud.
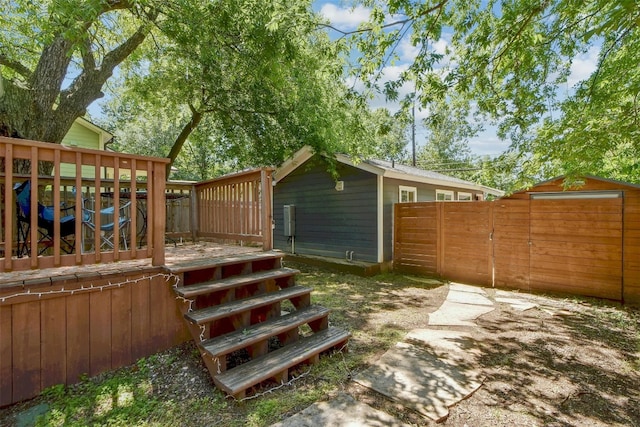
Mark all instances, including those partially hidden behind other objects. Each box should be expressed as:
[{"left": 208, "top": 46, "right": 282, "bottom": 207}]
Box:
[
  {"left": 432, "top": 38, "right": 448, "bottom": 56},
  {"left": 319, "top": 3, "right": 370, "bottom": 30},
  {"left": 398, "top": 38, "right": 420, "bottom": 63},
  {"left": 567, "top": 45, "right": 600, "bottom": 88}
]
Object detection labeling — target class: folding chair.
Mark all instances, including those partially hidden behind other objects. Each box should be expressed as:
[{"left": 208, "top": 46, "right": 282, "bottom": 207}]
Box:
[
  {"left": 14, "top": 180, "right": 78, "bottom": 256},
  {"left": 82, "top": 201, "right": 132, "bottom": 251}
]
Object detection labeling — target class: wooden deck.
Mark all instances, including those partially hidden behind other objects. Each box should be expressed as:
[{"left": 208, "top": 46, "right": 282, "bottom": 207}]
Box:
[{"left": 0, "top": 242, "right": 261, "bottom": 288}]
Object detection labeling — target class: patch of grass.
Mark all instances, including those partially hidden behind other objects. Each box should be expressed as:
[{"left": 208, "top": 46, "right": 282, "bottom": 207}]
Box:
[{"left": 35, "top": 372, "right": 160, "bottom": 427}]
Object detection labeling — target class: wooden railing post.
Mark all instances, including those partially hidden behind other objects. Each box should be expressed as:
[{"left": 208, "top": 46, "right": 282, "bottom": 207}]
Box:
[
  {"left": 190, "top": 183, "right": 199, "bottom": 243},
  {"left": 261, "top": 168, "right": 273, "bottom": 251},
  {"left": 151, "top": 163, "right": 166, "bottom": 266}
]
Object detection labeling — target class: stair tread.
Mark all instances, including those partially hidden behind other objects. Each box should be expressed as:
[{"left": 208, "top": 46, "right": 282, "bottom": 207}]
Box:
[
  {"left": 185, "top": 285, "right": 312, "bottom": 325},
  {"left": 176, "top": 267, "right": 299, "bottom": 298},
  {"left": 166, "top": 251, "right": 284, "bottom": 274},
  {"left": 200, "top": 305, "right": 330, "bottom": 357},
  {"left": 214, "top": 327, "right": 350, "bottom": 395}
]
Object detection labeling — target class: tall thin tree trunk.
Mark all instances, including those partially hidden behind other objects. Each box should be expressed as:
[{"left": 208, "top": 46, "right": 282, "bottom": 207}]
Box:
[{"left": 166, "top": 109, "right": 203, "bottom": 177}]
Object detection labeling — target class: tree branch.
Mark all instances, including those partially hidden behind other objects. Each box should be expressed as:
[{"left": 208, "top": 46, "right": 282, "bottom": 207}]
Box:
[
  {"left": 59, "top": 11, "right": 158, "bottom": 112},
  {"left": 0, "top": 54, "right": 32, "bottom": 79},
  {"left": 81, "top": 38, "right": 97, "bottom": 71},
  {"left": 166, "top": 105, "right": 204, "bottom": 175}
]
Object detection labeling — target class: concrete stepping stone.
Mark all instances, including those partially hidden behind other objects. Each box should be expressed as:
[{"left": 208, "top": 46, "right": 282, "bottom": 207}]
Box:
[
  {"left": 428, "top": 300, "right": 495, "bottom": 326},
  {"left": 273, "top": 392, "right": 409, "bottom": 426},
  {"left": 354, "top": 342, "right": 483, "bottom": 421},
  {"left": 447, "top": 289, "right": 493, "bottom": 306},
  {"left": 495, "top": 290, "right": 538, "bottom": 311},
  {"left": 449, "top": 282, "right": 488, "bottom": 294}
]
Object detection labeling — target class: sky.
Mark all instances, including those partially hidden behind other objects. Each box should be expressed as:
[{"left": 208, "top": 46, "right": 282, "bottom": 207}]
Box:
[{"left": 313, "top": 0, "right": 600, "bottom": 158}]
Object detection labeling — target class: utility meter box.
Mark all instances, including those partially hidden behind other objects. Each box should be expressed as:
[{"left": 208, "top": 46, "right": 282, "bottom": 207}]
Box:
[{"left": 283, "top": 205, "right": 295, "bottom": 237}]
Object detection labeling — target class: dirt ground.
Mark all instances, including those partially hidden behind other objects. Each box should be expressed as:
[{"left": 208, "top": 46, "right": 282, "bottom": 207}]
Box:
[
  {"left": 1, "top": 264, "right": 639, "bottom": 426},
  {"left": 345, "top": 283, "right": 640, "bottom": 427}
]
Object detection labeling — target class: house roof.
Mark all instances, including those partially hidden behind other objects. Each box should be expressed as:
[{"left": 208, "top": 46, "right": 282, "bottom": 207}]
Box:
[{"left": 274, "top": 145, "right": 504, "bottom": 196}]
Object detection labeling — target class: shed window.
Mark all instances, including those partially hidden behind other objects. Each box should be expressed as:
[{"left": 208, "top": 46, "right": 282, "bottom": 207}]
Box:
[
  {"left": 399, "top": 186, "right": 417, "bottom": 203},
  {"left": 436, "top": 189, "right": 454, "bottom": 201},
  {"left": 457, "top": 192, "right": 472, "bottom": 201}
]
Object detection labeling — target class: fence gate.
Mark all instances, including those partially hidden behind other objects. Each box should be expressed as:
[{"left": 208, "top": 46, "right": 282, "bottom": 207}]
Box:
[
  {"left": 492, "top": 200, "right": 531, "bottom": 289},
  {"left": 394, "top": 197, "right": 626, "bottom": 301}
]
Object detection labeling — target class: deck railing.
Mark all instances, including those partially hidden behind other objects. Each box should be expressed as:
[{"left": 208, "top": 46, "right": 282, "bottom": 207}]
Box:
[
  {"left": 0, "top": 136, "right": 168, "bottom": 271},
  {"left": 194, "top": 168, "right": 273, "bottom": 250}
]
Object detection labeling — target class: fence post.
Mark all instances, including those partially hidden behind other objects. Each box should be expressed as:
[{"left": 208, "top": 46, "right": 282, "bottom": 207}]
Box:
[
  {"left": 261, "top": 168, "right": 273, "bottom": 251},
  {"left": 3, "top": 142, "right": 14, "bottom": 271},
  {"left": 436, "top": 202, "right": 443, "bottom": 276}
]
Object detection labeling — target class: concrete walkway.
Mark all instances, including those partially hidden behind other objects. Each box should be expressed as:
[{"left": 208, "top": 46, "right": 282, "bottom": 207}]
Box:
[{"left": 276, "top": 282, "right": 538, "bottom": 425}]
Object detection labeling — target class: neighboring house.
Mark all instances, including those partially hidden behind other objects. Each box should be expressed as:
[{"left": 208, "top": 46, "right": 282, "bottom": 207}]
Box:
[
  {"left": 272, "top": 146, "right": 503, "bottom": 265},
  {"left": 60, "top": 117, "right": 113, "bottom": 178}
]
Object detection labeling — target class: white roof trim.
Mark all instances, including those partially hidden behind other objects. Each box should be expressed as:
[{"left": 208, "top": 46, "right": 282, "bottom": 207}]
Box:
[{"left": 273, "top": 145, "right": 315, "bottom": 184}]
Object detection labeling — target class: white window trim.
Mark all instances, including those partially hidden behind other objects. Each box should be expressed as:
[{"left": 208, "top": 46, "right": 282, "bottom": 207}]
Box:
[
  {"left": 399, "top": 185, "right": 417, "bottom": 203},
  {"left": 457, "top": 191, "right": 472, "bottom": 201},
  {"left": 436, "top": 189, "right": 454, "bottom": 201}
]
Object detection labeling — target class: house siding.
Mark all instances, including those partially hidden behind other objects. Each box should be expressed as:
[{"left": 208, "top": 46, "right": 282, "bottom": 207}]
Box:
[
  {"left": 273, "top": 156, "right": 378, "bottom": 262},
  {"left": 60, "top": 121, "right": 102, "bottom": 178}
]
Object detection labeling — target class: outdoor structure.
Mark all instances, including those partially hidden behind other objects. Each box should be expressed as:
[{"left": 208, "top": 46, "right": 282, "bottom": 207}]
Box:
[
  {"left": 393, "top": 175, "right": 640, "bottom": 305},
  {"left": 273, "top": 146, "right": 502, "bottom": 265},
  {"left": 0, "top": 137, "right": 347, "bottom": 406}
]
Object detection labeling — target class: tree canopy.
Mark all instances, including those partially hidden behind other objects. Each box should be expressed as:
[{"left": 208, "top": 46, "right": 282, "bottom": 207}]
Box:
[
  {"left": 345, "top": 0, "right": 640, "bottom": 182},
  {"left": 102, "top": 0, "right": 380, "bottom": 177},
  {"left": 3, "top": 0, "right": 637, "bottom": 184}
]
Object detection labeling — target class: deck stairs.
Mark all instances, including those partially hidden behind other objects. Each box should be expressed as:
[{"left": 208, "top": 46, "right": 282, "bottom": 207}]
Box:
[{"left": 167, "top": 251, "right": 350, "bottom": 399}]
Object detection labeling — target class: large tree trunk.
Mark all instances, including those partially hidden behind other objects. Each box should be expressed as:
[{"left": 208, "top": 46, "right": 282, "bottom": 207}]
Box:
[{"left": 0, "top": 3, "right": 156, "bottom": 171}]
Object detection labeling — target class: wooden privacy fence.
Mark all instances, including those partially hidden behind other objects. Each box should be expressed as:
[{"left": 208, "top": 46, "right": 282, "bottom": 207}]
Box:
[
  {"left": 0, "top": 268, "right": 189, "bottom": 406},
  {"left": 394, "top": 195, "right": 640, "bottom": 304},
  {"left": 193, "top": 168, "right": 273, "bottom": 250},
  {"left": 0, "top": 137, "right": 168, "bottom": 271}
]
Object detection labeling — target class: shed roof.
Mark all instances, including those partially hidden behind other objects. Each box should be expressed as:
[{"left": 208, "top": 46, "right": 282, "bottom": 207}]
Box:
[
  {"left": 275, "top": 145, "right": 504, "bottom": 196},
  {"left": 504, "top": 175, "right": 640, "bottom": 199}
]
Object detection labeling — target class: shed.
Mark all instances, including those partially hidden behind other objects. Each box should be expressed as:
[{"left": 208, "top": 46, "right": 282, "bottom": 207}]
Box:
[
  {"left": 272, "top": 146, "right": 502, "bottom": 266},
  {"left": 502, "top": 175, "right": 640, "bottom": 304}
]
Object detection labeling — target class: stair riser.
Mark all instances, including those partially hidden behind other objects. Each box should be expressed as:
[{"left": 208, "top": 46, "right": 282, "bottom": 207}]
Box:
[{"left": 182, "top": 258, "right": 282, "bottom": 287}]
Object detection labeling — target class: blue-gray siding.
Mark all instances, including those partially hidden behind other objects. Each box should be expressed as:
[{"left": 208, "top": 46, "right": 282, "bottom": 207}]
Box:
[{"left": 273, "top": 157, "right": 378, "bottom": 262}]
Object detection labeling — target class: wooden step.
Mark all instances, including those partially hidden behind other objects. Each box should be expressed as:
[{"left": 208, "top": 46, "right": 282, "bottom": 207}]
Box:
[
  {"left": 175, "top": 267, "right": 299, "bottom": 299},
  {"left": 185, "top": 285, "right": 312, "bottom": 325},
  {"left": 213, "top": 327, "right": 351, "bottom": 398},
  {"left": 199, "top": 305, "right": 330, "bottom": 358},
  {"left": 166, "top": 251, "right": 284, "bottom": 274}
]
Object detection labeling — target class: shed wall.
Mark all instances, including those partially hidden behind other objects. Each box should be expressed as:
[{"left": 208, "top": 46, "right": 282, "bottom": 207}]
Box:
[{"left": 273, "top": 157, "right": 378, "bottom": 262}]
